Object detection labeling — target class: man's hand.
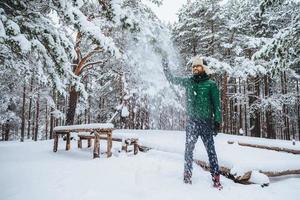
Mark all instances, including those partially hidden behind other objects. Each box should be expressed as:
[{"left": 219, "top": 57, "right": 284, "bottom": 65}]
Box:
[
  {"left": 161, "top": 56, "right": 174, "bottom": 84},
  {"left": 213, "top": 121, "right": 221, "bottom": 136},
  {"left": 162, "top": 57, "right": 169, "bottom": 71}
]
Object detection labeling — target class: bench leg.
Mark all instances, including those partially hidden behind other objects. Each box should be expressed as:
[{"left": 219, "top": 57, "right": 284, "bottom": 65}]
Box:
[
  {"left": 93, "top": 133, "right": 100, "bottom": 158},
  {"left": 107, "top": 133, "right": 112, "bottom": 158},
  {"left": 134, "top": 142, "right": 138, "bottom": 155},
  {"left": 78, "top": 138, "right": 82, "bottom": 149},
  {"left": 66, "top": 132, "right": 71, "bottom": 151},
  {"left": 88, "top": 139, "right": 92, "bottom": 148},
  {"left": 53, "top": 133, "right": 58, "bottom": 152},
  {"left": 121, "top": 144, "right": 128, "bottom": 152}
]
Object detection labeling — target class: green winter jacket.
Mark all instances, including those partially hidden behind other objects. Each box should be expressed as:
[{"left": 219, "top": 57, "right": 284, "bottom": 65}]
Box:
[{"left": 164, "top": 68, "right": 222, "bottom": 124}]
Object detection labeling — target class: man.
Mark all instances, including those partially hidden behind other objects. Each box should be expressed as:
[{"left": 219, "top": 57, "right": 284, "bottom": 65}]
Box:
[{"left": 162, "top": 56, "right": 222, "bottom": 189}]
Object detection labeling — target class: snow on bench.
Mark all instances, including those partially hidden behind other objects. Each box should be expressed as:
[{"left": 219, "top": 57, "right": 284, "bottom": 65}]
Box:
[{"left": 53, "top": 123, "right": 114, "bottom": 132}]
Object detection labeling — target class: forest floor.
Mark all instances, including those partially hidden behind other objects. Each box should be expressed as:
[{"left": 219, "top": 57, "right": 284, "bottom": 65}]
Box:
[{"left": 1, "top": 130, "right": 300, "bottom": 200}]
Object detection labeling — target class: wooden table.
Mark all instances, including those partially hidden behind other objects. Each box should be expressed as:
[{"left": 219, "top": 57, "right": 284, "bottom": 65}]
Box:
[{"left": 53, "top": 123, "right": 114, "bottom": 158}]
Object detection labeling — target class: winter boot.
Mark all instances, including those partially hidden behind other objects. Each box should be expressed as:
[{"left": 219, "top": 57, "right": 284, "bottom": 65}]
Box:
[
  {"left": 183, "top": 172, "right": 192, "bottom": 184},
  {"left": 212, "top": 175, "right": 223, "bottom": 190}
]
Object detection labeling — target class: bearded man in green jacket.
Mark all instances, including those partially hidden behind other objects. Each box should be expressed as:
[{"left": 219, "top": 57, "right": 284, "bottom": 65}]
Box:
[{"left": 162, "top": 56, "right": 222, "bottom": 189}]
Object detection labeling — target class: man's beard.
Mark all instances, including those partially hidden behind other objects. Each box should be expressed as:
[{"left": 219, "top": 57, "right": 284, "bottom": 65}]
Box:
[{"left": 193, "top": 70, "right": 205, "bottom": 75}]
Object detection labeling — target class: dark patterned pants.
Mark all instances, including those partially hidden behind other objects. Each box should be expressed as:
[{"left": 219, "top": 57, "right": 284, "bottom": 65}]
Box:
[{"left": 184, "top": 118, "right": 219, "bottom": 179}]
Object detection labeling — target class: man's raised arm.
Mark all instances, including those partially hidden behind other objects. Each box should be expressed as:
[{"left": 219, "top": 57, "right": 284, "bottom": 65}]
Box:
[{"left": 162, "top": 58, "right": 188, "bottom": 87}]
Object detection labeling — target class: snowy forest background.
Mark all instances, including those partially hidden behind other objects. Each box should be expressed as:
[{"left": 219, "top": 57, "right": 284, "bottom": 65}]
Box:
[{"left": 0, "top": 0, "right": 299, "bottom": 142}]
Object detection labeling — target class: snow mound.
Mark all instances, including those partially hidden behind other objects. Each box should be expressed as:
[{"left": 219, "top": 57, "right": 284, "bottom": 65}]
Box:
[{"left": 249, "top": 170, "right": 270, "bottom": 186}]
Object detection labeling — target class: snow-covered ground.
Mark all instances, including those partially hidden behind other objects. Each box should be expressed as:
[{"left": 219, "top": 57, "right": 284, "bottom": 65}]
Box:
[
  {"left": 1, "top": 130, "right": 300, "bottom": 200},
  {"left": 114, "top": 130, "right": 300, "bottom": 175}
]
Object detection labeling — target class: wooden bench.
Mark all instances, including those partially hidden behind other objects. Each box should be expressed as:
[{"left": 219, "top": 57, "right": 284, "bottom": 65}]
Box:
[
  {"left": 77, "top": 135, "right": 94, "bottom": 148},
  {"left": 77, "top": 134, "right": 139, "bottom": 155},
  {"left": 99, "top": 136, "right": 139, "bottom": 155},
  {"left": 53, "top": 123, "right": 113, "bottom": 158}
]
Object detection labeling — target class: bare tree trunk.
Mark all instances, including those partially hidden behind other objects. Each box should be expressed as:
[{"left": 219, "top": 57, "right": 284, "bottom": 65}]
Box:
[
  {"left": 45, "top": 103, "right": 48, "bottom": 140},
  {"left": 20, "top": 83, "right": 26, "bottom": 142},
  {"left": 238, "top": 78, "right": 243, "bottom": 132},
  {"left": 84, "top": 78, "right": 88, "bottom": 124},
  {"left": 50, "top": 110, "right": 54, "bottom": 139},
  {"left": 55, "top": 101, "right": 59, "bottom": 127},
  {"left": 281, "top": 71, "right": 290, "bottom": 140},
  {"left": 49, "top": 89, "right": 55, "bottom": 139},
  {"left": 192, "top": 40, "right": 197, "bottom": 56},
  {"left": 77, "top": 113, "right": 80, "bottom": 125},
  {"left": 137, "top": 107, "right": 141, "bottom": 129},
  {"left": 249, "top": 76, "right": 261, "bottom": 137},
  {"left": 297, "top": 80, "right": 300, "bottom": 140},
  {"left": 210, "top": 17, "right": 215, "bottom": 55},
  {"left": 27, "top": 75, "right": 34, "bottom": 139},
  {"left": 244, "top": 80, "right": 248, "bottom": 136},
  {"left": 84, "top": 107, "right": 87, "bottom": 124},
  {"left": 66, "top": 86, "right": 79, "bottom": 125},
  {"left": 4, "top": 122, "right": 10, "bottom": 141},
  {"left": 58, "top": 104, "right": 62, "bottom": 126},
  {"left": 229, "top": 98, "right": 233, "bottom": 134},
  {"left": 31, "top": 110, "right": 35, "bottom": 140},
  {"left": 1, "top": 125, "right": 4, "bottom": 141},
  {"left": 233, "top": 78, "right": 238, "bottom": 134},
  {"left": 221, "top": 73, "right": 228, "bottom": 133},
  {"left": 292, "top": 123, "right": 296, "bottom": 141},
  {"left": 88, "top": 96, "right": 91, "bottom": 124},
  {"left": 284, "top": 71, "right": 290, "bottom": 140},
  {"left": 254, "top": 78, "right": 261, "bottom": 138},
  {"left": 264, "top": 75, "right": 275, "bottom": 139},
  {"left": 128, "top": 98, "right": 134, "bottom": 129},
  {"left": 34, "top": 91, "right": 40, "bottom": 141},
  {"left": 144, "top": 96, "right": 150, "bottom": 129}
]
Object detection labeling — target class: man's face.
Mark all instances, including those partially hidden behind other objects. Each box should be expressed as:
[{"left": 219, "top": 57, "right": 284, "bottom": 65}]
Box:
[{"left": 192, "top": 65, "right": 204, "bottom": 75}]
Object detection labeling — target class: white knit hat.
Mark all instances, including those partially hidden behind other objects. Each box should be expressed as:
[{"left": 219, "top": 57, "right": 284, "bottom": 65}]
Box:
[{"left": 191, "top": 56, "right": 213, "bottom": 74}]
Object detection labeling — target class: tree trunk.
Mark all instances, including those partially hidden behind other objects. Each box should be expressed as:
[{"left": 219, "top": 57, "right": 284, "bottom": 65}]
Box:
[
  {"left": 45, "top": 103, "right": 48, "bottom": 140},
  {"left": 34, "top": 91, "right": 40, "bottom": 141},
  {"left": 49, "top": 89, "right": 56, "bottom": 139},
  {"left": 264, "top": 75, "right": 275, "bottom": 139},
  {"left": 1, "top": 125, "right": 4, "bottom": 141},
  {"left": 66, "top": 86, "right": 79, "bottom": 125},
  {"left": 281, "top": 71, "right": 290, "bottom": 140},
  {"left": 192, "top": 40, "right": 197, "bottom": 56},
  {"left": 31, "top": 108, "right": 35, "bottom": 140},
  {"left": 221, "top": 73, "right": 228, "bottom": 133},
  {"left": 210, "top": 18, "right": 215, "bottom": 55},
  {"left": 249, "top": 76, "right": 261, "bottom": 137},
  {"left": 50, "top": 110, "right": 54, "bottom": 139},
  {"left": 284, "top": 71, "right": 290, "bottom": 140},
  {"left": 244, "top": 80, "right": 248, "bottom": 136},
  {"left": 4, "top": 122, "right": 10, "bottom": 141},
  {"left": 233, "top": 78, "right": 238, "bottom": 134},
  {"left": 254, "top": 91, "right": 261, "bottom": 137},
  {"left": 297, "top": 80, "right": 300, "bottom": 140},
  {"left": 88, "top": 97, "right": 91, "bottom": 124},
  {"left": 20, "top": 83, "right": 26, "bottom": 142},
  {"left": 238, "top": 78, "right": 243, "bottom": 132},
  {"left": 229, "top": 98, "right": 233, "bottom": 134},
  {"left": 27, "top": 75, "right": 34, "bottom": 139},
  {"left": 84, "top": 106, "right": 87, "bottom": 124}
]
